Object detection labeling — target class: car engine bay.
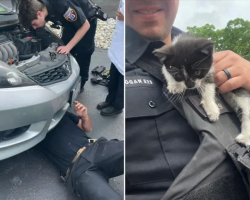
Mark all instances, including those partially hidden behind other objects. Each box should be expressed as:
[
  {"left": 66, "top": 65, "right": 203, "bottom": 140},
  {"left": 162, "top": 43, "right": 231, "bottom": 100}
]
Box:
[{"left": 0, "top": 26, "right": 72, "bottom": 86}]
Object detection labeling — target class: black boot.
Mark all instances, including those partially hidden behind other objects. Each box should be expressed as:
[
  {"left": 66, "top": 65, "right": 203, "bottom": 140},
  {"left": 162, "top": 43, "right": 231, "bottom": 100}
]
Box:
[
  {"left": 101, "top": 106, "right": 122, "bottom": 116},
  {"left": 79, "top": 87, "right": 84, "bottom": 94},
  {"left": 97, "top": 102, "right": 111, "bottom": 110}
]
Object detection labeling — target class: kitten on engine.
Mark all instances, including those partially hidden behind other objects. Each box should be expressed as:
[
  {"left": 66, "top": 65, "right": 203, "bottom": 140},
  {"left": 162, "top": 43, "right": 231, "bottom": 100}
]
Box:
[{"left": 153, "top": 35, "right": 250, "bottom": 146}]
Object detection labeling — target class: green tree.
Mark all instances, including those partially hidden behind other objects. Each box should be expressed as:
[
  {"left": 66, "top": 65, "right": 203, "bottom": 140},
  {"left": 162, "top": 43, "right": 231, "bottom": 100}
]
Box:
[{"left": 187, "top": 18, "right": 250, "bottom": 61}]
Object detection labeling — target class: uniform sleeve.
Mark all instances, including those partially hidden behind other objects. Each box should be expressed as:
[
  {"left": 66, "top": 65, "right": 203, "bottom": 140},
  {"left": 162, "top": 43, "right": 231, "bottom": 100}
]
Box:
[
  {"left": 65, "top": 112, "right": 81, "bottom": 125},
  {"left": 60, "top": 1, "right": 87, "bottom": 30}
]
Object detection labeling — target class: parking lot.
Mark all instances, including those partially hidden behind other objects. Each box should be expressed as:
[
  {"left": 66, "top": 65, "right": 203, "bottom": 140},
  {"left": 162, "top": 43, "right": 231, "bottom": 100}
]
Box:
[{"left": 0, "top": 1, "right": 123, "bottom": 199}]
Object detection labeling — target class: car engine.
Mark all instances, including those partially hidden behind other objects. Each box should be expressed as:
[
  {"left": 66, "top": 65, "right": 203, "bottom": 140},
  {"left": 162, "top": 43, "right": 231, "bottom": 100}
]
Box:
[
  {"left": 0, "top": 27, "right": 72, "bottom": 86},
  {"left": 0, "top": 28, "right": 41, "bottom": 63},
  {"left": 0, "top": 34, "right": 18, "bottom": 63}
]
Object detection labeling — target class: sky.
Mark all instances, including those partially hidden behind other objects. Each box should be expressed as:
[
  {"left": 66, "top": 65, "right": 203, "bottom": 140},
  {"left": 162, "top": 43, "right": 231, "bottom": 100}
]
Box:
[{"left": 174, "top": 0, "right": 250, "bottom": 31}]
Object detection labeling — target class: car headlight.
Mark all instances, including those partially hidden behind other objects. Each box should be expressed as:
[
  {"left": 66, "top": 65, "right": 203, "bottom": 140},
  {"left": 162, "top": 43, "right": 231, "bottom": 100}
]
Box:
[{"left": 0, "top": 61, "right": 36, "bottom": 88}]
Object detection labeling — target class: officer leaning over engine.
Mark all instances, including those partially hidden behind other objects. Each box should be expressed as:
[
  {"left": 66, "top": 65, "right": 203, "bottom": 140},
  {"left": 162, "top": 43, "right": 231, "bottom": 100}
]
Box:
[{"left": 18, "top": 0, "right": 107, "bottom": 93}]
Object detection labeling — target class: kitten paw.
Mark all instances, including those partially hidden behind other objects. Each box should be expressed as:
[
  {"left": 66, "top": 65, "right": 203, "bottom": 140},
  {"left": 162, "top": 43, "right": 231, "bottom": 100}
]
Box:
[
  {"left": 167, "top": 84, "right": 184, "bottom": 94},
  {"left": 207, "top": 112, "right": 220, "bottom": 122},
  {"left": 236, "top": 133, "right": 250, "bottom": 146},
  {"left": 201, "top": 100, "right": 220, "bottom": 122}
]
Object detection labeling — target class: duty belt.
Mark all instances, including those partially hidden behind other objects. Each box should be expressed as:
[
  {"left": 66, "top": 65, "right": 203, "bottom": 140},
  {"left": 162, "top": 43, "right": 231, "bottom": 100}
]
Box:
[{"left": 60, "top": 138, "right": 97, "bottom": 183}]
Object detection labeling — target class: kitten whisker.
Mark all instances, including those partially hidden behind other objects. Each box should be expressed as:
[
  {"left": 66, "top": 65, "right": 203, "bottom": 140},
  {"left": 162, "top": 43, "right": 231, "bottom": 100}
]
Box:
[
  {"left": 215, "top": 93, "right": 221, "bottom": 101},
  {"left": 161, "top": 88, "right": 174, "bottom": 105},
  {"left": 175, "top": 94, "right": 181, "bottom": 103},
  {"left": 198, "top": 85, "right": 205, "bottom": 96},
  {"left": 197, "top": 87, "right": 202, "bottom": 96},
  {"left": 200, "top": 84, "right": 221, "bottom": 101},
  {"left": 172, "top": 94, "right": 180, "bottom": 103},
  {"left": 180, "top": 90, "right": 185, "bottom": 102},
  {"left": 161, "top": 88, "right": 168, "bottom": 98},
  {"left": 163, "top": 90, "right": 176, "bottom": 104},
  {"left": 195, "top": 68, "right": 213, "bottom": 70},
  {"left": 162, "top": 88, "right": 177, "bottom": 103},
  {"left": 192, "top": 55, "right": 209, "bottom": 69},
  {"left": 169, "top": 70, "right": 177, "bottom": 73},
  {"left": 215, "top": 86, "right": 221, "bottom": 101}
]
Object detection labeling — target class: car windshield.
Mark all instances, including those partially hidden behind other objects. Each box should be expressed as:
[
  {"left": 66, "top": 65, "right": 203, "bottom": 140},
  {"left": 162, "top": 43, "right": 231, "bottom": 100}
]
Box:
[{"left": 0, "top": 2, "right": 15, "bottom": 15}]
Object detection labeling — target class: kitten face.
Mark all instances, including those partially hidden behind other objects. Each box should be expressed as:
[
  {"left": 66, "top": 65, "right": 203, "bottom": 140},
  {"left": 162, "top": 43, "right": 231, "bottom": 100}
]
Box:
[{"left": 154, "top": 35, "right": 214, "bottom": 89}]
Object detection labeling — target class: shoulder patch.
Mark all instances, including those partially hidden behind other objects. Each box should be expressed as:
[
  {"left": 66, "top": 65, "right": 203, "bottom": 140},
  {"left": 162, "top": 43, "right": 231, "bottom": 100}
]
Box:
[{"left": 63, "top": 7, "right": 77, "bottom": 22}]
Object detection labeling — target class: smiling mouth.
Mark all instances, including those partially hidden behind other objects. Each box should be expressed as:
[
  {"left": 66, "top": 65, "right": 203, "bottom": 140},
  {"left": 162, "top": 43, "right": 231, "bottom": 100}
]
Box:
[{"left": 134, "top": 9, "right": 162, "bottom": 15}]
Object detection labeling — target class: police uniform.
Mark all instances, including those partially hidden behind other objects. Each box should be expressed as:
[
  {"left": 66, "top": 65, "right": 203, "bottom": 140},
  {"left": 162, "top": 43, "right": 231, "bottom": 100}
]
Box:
[
  {"left": 39, "top": 112, "right": 124, "bottom": 200},
  {"left": 125, "top": 26, "right": 249, "bottom": 200},
  {"left": 39, "top": 0, "right": 97, "bottom": 89}
]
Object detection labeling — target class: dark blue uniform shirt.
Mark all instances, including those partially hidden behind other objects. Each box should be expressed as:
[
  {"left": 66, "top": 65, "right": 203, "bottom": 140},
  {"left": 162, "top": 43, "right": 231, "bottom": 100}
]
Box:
[
  {"left": 125, "top": 26, "right": 201, "bottom": 200},
  {"left": 40, "top": 112, "right": 90, "bottom": 174},
  {"left": 39, "top": 0, "right": 95, "bottom": 31}
]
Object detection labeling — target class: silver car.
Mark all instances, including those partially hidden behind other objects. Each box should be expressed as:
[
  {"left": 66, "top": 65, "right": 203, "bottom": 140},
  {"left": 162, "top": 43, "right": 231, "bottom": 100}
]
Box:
[{"left": 0, "top": 1, "right": 81, "bottom": 160}]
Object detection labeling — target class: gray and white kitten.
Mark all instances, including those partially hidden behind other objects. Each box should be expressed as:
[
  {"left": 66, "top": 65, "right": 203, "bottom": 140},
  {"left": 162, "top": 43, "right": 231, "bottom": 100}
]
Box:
[{"left": 153, "top": 35, "right": 250, "bottom": 146}]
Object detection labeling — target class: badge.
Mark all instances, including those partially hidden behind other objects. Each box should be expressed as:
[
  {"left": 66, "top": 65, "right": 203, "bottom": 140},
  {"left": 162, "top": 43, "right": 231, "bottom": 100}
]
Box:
[{"left": 63, "top": 7, "right": 77, "bottom": 22}]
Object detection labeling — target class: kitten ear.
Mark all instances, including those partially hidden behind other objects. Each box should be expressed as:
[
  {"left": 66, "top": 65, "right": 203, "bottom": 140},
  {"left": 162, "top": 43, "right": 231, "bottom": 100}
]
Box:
[
  {"left": 200, "top": 41, "right": 214, "bottom": 56},
  {"left": 153, "top": 46, "right": 173, "bottom": 62},
  {"left": 153, "top": 49, "right": 167, "bottom": 62}
]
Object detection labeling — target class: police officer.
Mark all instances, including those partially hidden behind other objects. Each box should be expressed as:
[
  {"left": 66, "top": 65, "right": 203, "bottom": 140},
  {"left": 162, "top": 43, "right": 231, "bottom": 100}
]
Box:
[
  {"left": 125, "top": 0, "right": 250, "bottom": 199},
  {"left": 39, "top": 101, "right": 124, "bottom": 200},
  {"left": 18, "top": 0, "right": 98, "bottom": 92}
]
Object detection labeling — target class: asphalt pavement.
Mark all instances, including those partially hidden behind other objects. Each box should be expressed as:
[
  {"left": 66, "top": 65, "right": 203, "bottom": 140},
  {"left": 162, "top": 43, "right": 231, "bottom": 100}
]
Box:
[{"left": 0, "top": 1, "right": 123, "bottom": 199}]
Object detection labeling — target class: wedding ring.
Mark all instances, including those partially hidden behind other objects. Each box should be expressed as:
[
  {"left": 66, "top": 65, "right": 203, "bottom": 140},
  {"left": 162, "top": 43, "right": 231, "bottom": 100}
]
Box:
[{"left": 223, "top": 69, "right": 232, "bottom": 80}]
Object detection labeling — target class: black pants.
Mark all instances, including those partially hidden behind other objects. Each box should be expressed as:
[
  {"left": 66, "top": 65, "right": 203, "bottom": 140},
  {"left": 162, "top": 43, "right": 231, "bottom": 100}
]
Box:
[
  {"left": 105, "top": 63, "right": 124, "bottom": 110},
  {"left": 40, "top": 135, "right": 123, "bottom": 200},
  {"left": 67, "top": 138, "right": 124, "bottom": 200},
  {"left": 62, "top": 18, "right": 97, "bottom": 88}
]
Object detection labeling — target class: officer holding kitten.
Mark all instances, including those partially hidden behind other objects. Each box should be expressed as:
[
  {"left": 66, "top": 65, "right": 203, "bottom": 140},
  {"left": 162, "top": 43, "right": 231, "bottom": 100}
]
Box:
[{"left": 125, "top": 0, "right": 250, "bottom": 200}]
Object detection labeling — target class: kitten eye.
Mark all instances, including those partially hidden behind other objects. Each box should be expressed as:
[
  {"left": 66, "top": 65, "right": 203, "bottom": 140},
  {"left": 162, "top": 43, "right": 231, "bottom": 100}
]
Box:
[
  {"left": 195, "top": 71, "right": 201, "bottom": 75},
  {"left": 175, "top": 73, "right": 183, "bottom": 79}
]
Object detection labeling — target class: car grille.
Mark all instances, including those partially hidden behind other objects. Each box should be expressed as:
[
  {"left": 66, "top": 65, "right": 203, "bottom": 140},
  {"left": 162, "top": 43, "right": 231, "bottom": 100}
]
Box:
[{"left": 30, "top": 65, "right": 70, "bottom": 86}]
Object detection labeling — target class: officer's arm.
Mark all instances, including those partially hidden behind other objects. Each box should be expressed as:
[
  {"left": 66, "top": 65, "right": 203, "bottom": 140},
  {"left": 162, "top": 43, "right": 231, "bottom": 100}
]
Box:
[
  {"left": 59, "top": 4, "right": 90, "bottom": 52},
  {"left": 74, "top": 101, "right": 92, "bottom": 132},
  {"left": 66, "top": 20, "right": 90, "bottom": 51},
  {"left": 77, "top": 115, "right": 92, "bottom": 133}
]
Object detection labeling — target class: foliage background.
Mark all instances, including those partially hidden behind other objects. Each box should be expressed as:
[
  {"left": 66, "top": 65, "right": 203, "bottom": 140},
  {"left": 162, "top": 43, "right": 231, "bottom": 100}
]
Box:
[{"left": 187, "top": 18, "right": 250, "bottom": 60}]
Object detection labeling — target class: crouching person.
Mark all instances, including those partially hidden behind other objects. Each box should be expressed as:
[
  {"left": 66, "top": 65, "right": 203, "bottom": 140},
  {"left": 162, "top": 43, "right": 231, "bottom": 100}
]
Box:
[{"left": 39, "top": 101, "right": 124, "bottom": 200}]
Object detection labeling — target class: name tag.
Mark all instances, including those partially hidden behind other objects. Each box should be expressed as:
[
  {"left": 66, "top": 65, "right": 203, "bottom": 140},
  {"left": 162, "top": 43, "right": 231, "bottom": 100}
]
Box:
[
  {"left": 125, "top": 76, "right": 158, "bottom": 88},
  {"left": 125, "top": 79, "right": 153, "bottom": 85}
]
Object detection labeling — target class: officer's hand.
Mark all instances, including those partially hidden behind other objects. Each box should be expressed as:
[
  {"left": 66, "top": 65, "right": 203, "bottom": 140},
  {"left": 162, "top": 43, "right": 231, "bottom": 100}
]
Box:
[
  {"left": 213, "top": 50, "right": 250, "bottom": 94},
  {"left": 74, "top": 101, "right": 88, "bottom": 118},
  {"left": 57, "top": 46, "right": 71, "bottom": 54},
  {"left": 116, "top": 10, "right": 124, "bottom": 21}
]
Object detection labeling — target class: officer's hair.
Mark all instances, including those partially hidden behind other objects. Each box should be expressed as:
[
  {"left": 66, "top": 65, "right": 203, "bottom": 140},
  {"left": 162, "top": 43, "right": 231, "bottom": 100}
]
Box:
[{"left": 18, "top": 0, "right": 45, "bottom": 29}]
